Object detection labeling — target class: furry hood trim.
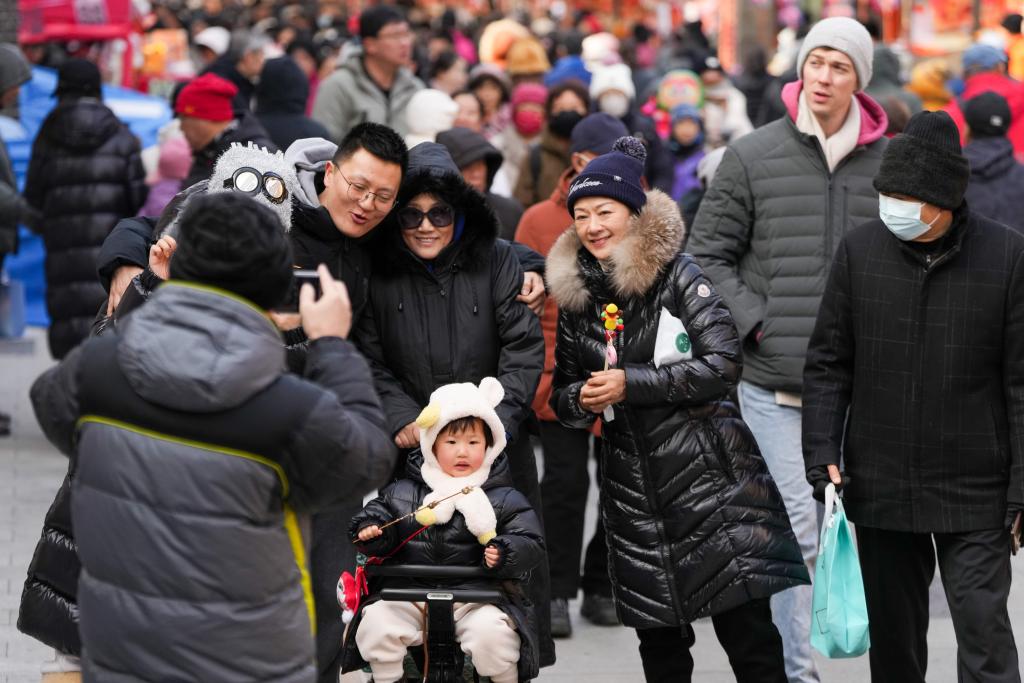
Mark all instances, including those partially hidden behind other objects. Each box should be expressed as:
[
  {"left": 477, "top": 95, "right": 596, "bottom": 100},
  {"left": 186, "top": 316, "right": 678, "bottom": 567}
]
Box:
[{"left": 546, "top": 189, "right": 685, "bottom": 312}]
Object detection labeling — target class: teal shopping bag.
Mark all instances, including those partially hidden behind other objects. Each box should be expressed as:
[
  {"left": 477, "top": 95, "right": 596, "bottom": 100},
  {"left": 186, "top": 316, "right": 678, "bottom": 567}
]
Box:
[{"left": 810, "top": 483, "right": 870, "bottom": 658}]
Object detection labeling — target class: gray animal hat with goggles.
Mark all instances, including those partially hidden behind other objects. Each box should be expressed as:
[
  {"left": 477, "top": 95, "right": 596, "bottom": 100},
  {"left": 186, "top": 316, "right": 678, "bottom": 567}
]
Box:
[{"left": 160, "top": 143, "right": 300, "bottom": 238}]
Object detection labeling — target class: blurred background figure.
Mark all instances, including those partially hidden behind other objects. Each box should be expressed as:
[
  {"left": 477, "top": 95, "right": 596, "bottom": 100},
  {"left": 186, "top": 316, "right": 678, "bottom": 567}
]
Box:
[
  {"left": 514, "top": 78, "right": 588, "bottom": 207},
  {"left": 404, "top": 88, "right": 458, "bottom": 147},
  {"left": 255, "top": 56, "right": 330, "bottom": 150},
  {"left": 23, "top": 59, "right": 148, "bottom": 359},
  {"left": 908, "top": 59, "right": 954, "bottom": 111},
  {"left": 963, "top": 91, "right": 1024, "bottom": 233},
  {"left": 138, "top": 135, "right": 191, "bottom": 217},
  {"left": 202, "top": 30, "right": 269, "bottom": 111},
  {"left": 667, "top": 103, "right": 705, "bottom": 202},
  {"left": 437, "top": 126, "right": 524, "bottom": 239},
  {"left": 193, "top": 26, "right": 231, "bottom": 71},
  {"left": 452, "top": 90, "right": 485, "bottom": 132},
  {"left": 428, "top": 49, "right": 469, "bottom": 95}
]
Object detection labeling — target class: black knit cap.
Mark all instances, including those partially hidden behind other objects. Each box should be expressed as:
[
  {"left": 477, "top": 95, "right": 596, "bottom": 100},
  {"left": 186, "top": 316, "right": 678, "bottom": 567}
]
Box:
[
  {"left": 54, "top": 58, "right": 101, "bottom": 99},
  {"left": 964, "top": 91, "right": 1012, "bottom": 138},
  {"left": 169, "top": 193, "right": 294, "bottom": 309},
  {"left": 566, "top": 136, "right": 647, "bottom": 216},
  {"left": 873, "top": 110, "right": 970, "bottom": 210}
]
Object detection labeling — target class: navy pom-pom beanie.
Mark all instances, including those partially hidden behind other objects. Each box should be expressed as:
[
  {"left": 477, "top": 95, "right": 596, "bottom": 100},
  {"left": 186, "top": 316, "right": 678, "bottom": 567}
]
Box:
[{"left": 567, "top": 136, "right": 648, "bottom": 216}]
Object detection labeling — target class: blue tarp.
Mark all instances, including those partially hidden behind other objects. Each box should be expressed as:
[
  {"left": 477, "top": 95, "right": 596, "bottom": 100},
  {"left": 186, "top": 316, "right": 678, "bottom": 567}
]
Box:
[{"left": 3, "top": 66, "right": 172, "bottom": 327}]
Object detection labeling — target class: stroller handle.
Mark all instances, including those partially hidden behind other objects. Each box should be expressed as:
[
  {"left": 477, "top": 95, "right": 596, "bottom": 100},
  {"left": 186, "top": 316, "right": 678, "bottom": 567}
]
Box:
[
  {"left": 381, "top": 588, "right": 506, "bottom": 603},
  {"left": 364, "top": 564, "right": 497, "bottom": 580}
]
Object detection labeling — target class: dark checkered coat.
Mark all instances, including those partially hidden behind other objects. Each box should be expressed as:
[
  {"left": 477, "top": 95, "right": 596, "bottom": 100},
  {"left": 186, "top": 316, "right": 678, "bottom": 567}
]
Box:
[{"left": 803, "top": 206, "right": 1024, "bottom": 533}]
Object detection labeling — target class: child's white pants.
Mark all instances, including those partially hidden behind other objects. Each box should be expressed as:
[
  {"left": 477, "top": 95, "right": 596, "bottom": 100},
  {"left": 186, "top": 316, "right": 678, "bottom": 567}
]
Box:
[{"left": 355, "top": 600, "right": 520, "bottom": 683}]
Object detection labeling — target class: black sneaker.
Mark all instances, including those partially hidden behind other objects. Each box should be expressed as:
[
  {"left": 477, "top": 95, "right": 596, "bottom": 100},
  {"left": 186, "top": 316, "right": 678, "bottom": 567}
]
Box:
[
  {"left": 580, "top": 593, "right": 620, "bottom": 626},
  {"left": 550, "top": 598, "right": 572, "bottom": 638},
  {"left": 0, "top": 412, "right": 9, "bottom": 437}
]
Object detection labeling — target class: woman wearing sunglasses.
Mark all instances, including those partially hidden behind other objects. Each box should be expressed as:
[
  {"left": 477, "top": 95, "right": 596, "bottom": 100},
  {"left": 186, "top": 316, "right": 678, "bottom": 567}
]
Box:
[{"left": 352, "top": 141, "right": 553, "bottom": 666}]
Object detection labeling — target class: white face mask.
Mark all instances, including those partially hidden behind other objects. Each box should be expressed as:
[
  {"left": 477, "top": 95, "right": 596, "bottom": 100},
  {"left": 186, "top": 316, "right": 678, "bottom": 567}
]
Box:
[
  {"left": 599, "top": 92, "right": 631, "bottom": 119},
  {"left": 878, "top": 194, "right": 940, "bottom": 241}
]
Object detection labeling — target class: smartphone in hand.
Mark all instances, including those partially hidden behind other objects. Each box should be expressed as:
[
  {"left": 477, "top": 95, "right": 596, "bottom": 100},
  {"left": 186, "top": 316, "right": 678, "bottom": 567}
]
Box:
[{"left": 276, "top": 269, "right": 323, "bottom": 312}]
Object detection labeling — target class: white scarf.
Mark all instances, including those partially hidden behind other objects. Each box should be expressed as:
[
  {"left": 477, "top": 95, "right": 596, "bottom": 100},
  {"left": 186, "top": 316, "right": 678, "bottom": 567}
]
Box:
[{"left": 796, "top": 90, "right": 862, "bottom": 172}]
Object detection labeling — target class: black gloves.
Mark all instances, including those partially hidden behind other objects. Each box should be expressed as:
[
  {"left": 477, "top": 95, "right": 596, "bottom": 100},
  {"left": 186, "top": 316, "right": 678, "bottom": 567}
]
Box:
[{"left": 806, "top": 465, "right": 851, "bottom": 503}]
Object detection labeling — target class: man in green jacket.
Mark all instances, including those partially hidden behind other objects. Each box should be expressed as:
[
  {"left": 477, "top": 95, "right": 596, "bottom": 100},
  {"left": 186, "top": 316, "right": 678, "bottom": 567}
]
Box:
[{"left": 687, "top": 17, "right": 888, "bottom": 683}]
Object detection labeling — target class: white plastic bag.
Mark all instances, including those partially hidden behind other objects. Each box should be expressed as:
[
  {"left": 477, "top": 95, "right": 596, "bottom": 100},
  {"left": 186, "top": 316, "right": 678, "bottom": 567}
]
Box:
[{"left": 653, "top": 307, "right": 692, "bottom": 368}]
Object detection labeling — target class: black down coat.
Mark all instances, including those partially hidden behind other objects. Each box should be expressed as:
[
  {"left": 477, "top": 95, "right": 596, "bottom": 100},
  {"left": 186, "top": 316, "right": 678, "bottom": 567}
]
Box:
[
  {"left": 803, "top": 208, "right": 1024, "bottom": 532},
  {"left": 342, "top": 452, "right": 544, "bottom": 681},
  {"left": 546, "top": 189, "right": 808, "bottom": 629},
  {"left": 355, "top": 142, "right": 544, "bottom": 443},
  {"left": 24, "top": 97, "right": 147, "bottom": 359}
]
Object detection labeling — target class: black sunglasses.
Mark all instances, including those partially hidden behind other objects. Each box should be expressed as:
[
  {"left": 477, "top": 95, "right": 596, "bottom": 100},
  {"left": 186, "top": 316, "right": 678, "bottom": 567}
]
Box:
[
  {"left": 222, "top": 167, "right": 289, "bottom": 204},
  {"left": 397, "top": 204, "right": 455, "bottom": 230}
]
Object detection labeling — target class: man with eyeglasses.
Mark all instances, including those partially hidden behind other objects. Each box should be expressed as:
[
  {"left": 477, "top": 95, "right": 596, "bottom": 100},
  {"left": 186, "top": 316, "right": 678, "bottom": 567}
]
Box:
[{"left": 312, "top": 5, "right": 424, "bottom": 142}]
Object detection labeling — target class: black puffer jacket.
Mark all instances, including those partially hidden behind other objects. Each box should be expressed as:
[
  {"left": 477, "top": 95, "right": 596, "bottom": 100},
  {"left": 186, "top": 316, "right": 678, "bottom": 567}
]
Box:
[
  {"left": 27, "top": 283, "right": 395, "bottom": 682},
  {"left": 342, "top": 452, "right": 544, "bottom": 681},
  {"left": 24, "top": 97, "right": 147, "bottom": 359},
  {"left": 546, "top": 190, "right": 808, "bottom": 628},
  {"left": 255, "top": 58, "right": 331, "bottom": 152},
  {"left": 17, "top": 473, "right": 80, "bottom": 656},
  {"left": 355, "top": 143, "right": 544, "bottom": 442}
]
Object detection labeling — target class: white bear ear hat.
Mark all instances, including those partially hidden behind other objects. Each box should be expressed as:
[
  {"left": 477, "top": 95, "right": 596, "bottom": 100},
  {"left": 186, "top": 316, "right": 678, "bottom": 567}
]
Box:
[{"left": 413, "top": 377, "right": 507, "bottom": 544}]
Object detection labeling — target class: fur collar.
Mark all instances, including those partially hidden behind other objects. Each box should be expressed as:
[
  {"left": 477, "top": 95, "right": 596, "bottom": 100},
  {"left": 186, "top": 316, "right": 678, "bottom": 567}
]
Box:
[{"left": 546, "top": 189, "right": 685, "bottom": 313}]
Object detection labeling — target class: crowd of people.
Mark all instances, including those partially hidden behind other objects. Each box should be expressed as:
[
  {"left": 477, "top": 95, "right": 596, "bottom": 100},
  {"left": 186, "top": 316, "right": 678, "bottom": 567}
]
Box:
[{"left": 2, "top": 3, "right": 1024, "bottom": 683}]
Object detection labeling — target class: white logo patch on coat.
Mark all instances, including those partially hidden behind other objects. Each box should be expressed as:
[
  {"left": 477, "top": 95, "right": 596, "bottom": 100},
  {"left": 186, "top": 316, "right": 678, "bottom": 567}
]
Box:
[{"left": 697, "top": 283, "right": 711, "bottom": 298}]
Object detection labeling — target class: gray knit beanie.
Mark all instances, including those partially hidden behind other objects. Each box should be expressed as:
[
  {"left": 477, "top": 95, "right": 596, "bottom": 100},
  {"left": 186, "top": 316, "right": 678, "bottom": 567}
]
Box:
[{"left": 797, "top": 17, "right": 874, "bottom": 91}]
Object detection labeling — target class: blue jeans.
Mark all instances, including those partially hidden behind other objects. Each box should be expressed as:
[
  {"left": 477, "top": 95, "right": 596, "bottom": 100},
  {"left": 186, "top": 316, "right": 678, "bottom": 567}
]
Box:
[{"left": 738, "top": 381, "right": 820, "bottom": 683}]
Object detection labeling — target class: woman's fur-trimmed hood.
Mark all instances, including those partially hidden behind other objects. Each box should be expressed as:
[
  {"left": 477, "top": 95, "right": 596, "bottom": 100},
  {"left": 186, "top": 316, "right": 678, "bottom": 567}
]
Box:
[{"left": 546, "top": 189, "right": 685, "bottom": 312}]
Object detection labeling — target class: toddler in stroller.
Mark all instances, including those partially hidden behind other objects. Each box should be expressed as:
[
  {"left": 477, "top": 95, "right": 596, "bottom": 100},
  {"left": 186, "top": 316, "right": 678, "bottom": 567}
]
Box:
[{"left": 340, "top": 378, "right": 546, "bottom": 683}]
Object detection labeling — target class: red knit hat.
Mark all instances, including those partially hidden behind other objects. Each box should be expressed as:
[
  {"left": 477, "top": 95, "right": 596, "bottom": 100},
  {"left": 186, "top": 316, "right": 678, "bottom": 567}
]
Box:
[{"left": 175, "top": 73, "right": 237, "bottom": 122}]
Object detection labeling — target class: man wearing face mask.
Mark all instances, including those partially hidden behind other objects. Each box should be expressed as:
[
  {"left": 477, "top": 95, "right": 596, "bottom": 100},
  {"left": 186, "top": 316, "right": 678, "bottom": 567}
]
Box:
[
  {"left": 589, "top": 63, "right": 674, "bottom": 192},
  {"left": 803, "top": 110, "right": 1024, "bottom": 683}
]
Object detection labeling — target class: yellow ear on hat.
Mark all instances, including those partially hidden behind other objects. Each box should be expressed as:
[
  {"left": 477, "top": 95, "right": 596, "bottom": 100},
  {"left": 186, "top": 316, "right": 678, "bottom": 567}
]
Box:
[{"left": 416, "top": 403, "right": 441, "bottom": 429}]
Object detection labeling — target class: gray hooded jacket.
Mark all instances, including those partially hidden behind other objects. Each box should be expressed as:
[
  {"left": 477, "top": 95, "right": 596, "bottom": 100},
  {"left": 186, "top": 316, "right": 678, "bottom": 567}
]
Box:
[
  {"left": 311, "top": 48, "right": 423, "bottom": 141},
  {"left": 30, "top": 283, "right": 395, "bottom": 682}
]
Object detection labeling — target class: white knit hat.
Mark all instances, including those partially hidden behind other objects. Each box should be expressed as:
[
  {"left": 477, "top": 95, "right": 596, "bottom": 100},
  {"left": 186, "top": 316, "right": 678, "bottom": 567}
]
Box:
[
  {"left": 590, "top": 63, "right": 636, "bottom": 101},
  {"left": 412, "top": 378, "right": 507, "bottom": 544},
  {"left": 797, "top": 17, "right": 874, "bottom": 91}
]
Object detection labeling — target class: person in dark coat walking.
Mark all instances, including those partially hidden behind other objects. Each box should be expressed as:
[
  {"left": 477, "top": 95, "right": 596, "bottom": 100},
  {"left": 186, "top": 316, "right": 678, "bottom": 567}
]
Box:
[
  {"left": 23, "top": 58, "right": 147, "bottom": 359},
  {"left": 27, "top": 192, "right": 394, "bottom": 682},
  {"left": 963, "top": 92, "right": 1024, "bottom": 233},
  {"left": 803, "top": 110, "right": 1023, "bottom": 683},
  {"left": 354, "top": 141, "right": 554, "bottom": 665},
  {"left": 175, "top": 72, "right": 277, "bottom": 188},
  {"left": 436, "top": 126, "right": 524, "bottom": 240},
  {"left": 547, "top": 137, "right": 807, "bottom": 683},
  {"left": 255, "top": 57, "right": 331, "bottom": 152},
  {"left": 342, "top": 378, "right": 545, "bottom": 683}
]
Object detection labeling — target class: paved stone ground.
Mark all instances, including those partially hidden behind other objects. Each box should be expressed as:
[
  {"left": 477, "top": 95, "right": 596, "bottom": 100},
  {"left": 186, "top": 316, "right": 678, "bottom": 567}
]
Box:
[{"left": 3, "top": 327, "right": 1024, "bottom": 682}]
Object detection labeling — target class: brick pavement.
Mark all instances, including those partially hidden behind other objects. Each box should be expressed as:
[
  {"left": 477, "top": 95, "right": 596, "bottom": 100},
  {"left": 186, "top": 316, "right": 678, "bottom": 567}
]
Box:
[{"left": 3, "top": 327, "right": 1023, "bottom": 683}]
